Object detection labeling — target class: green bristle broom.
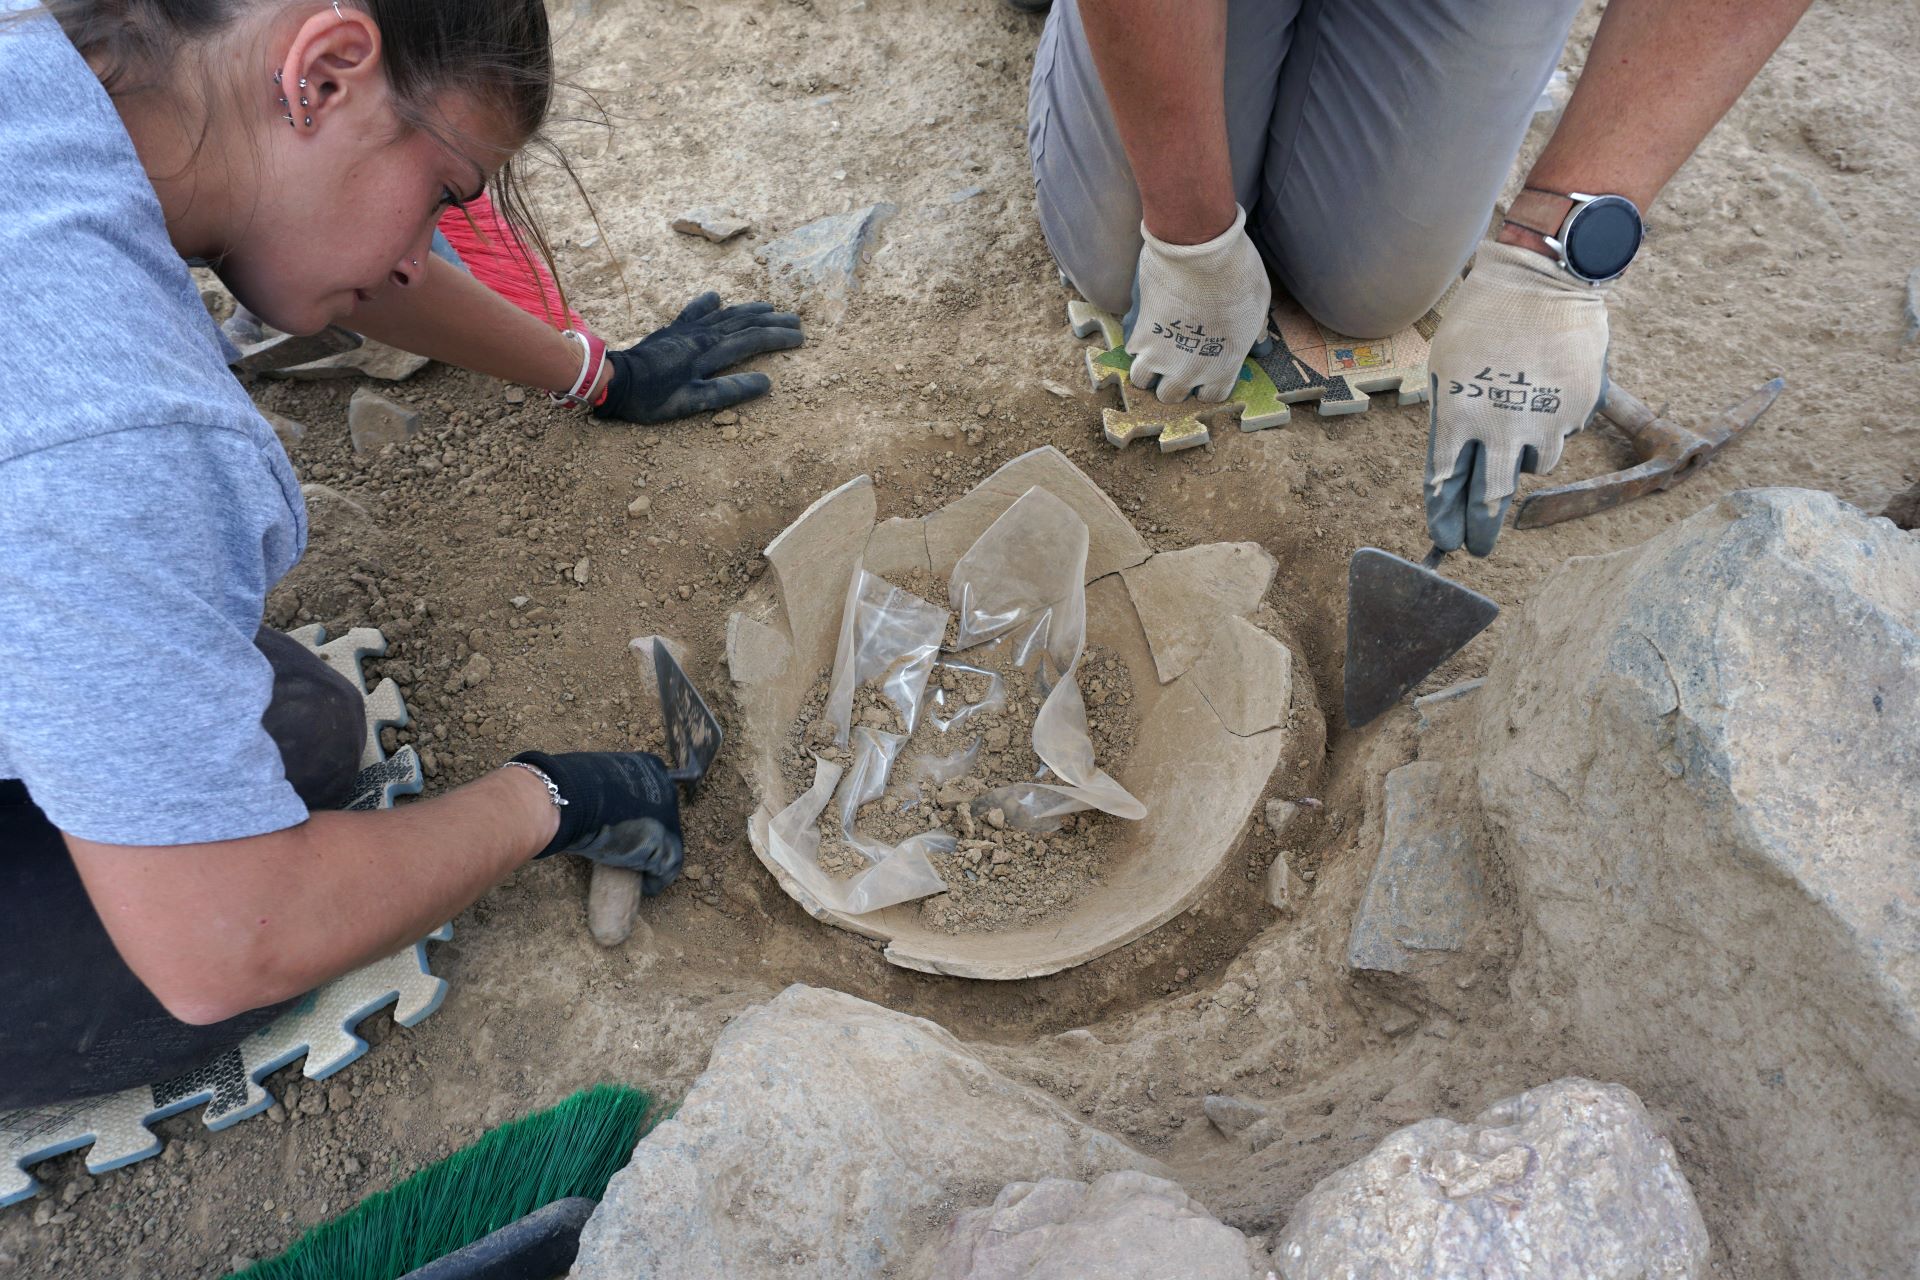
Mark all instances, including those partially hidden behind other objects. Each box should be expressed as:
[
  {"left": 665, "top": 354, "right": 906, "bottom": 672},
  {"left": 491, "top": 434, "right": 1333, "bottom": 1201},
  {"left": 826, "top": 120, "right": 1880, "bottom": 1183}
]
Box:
[{"left": 231, "top": 1084, "right": 653, "bottom": 1280}]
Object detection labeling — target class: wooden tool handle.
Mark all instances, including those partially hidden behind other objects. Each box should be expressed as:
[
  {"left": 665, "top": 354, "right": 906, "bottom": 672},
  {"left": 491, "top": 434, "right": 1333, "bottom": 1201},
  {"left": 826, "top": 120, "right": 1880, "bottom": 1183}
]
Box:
[{"left": 586, "top": 863, "right": 643, "bottom": 947}]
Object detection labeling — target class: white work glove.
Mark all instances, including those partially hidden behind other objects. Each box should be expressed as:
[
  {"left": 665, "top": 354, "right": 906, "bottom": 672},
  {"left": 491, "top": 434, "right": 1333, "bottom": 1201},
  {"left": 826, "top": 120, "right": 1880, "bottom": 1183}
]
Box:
[
  {"left": 1126, "top": 204, "right": 1271, "bottom": 403},
  {"left": 1425, "top": 240, "right": 1610, "bottom": 557}
]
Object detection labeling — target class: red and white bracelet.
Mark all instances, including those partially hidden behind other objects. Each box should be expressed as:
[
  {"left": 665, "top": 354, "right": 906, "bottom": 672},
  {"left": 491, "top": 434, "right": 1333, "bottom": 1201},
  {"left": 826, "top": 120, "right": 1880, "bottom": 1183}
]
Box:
[{"left": 548, "top": 328, "right": 609, "bottom": 410}]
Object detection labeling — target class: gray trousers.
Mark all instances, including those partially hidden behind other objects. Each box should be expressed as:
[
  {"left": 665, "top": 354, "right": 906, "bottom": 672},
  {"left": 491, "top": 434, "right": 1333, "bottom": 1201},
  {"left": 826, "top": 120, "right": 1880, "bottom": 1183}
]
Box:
[{"left": 1028, "top": 0, "right": 1582, "bottom": 338}]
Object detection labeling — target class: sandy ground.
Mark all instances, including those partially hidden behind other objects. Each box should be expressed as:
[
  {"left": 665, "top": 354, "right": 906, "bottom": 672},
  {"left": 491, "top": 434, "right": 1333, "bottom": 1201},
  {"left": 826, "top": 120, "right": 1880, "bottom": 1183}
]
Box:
[{"left": 4, "top": 0, "right": 1917, "bottom": 1275}]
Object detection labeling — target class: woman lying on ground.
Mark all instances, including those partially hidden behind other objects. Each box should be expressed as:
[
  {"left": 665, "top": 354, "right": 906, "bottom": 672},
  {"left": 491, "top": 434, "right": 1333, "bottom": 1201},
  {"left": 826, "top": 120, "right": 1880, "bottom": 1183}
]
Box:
[{"left": 0, "top": 0, "right": 801, "bottom": 1107}]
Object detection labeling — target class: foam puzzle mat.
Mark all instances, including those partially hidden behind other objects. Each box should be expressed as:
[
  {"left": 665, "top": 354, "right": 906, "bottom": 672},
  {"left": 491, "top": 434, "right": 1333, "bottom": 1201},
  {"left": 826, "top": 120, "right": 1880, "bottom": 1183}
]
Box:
[
  {"left": 1071, "top": 285, "right": 1452, "bottom": 452},
  {"left": 0, "top": 626, "right": 439, "bottom": 1209}
]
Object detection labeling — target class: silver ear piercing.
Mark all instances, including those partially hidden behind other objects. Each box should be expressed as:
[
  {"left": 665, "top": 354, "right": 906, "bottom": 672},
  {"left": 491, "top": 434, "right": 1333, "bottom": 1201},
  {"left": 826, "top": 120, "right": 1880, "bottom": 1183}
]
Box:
[{"left": 274, "top": 69, "right": 294, "bottom": 127}]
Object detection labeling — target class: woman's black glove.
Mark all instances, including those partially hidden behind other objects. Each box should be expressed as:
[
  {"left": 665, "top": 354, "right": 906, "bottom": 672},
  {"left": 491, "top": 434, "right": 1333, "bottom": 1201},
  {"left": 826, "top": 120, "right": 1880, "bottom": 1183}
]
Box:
[
  {"left": 592, "top": 292, "right": 804, "bottom": 424},
  {"left": 511, "top": 750, "right": 685, "bottom": 895}
]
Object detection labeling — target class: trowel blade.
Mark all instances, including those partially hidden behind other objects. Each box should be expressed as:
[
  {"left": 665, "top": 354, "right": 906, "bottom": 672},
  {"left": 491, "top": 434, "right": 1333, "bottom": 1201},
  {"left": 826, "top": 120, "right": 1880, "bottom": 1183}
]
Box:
[
  {"left": 1342, "top": 548, "right": 1500, "bottom": 729},
  {"left": 653, "top": 638, "right": 723, "bottom": 786}
]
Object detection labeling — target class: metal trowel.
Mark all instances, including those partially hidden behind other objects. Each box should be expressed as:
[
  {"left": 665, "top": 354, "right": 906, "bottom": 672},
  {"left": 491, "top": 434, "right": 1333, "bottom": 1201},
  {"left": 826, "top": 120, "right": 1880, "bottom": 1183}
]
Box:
[
  {"left": 1342, "top": 546, "right": 1499, "bottom": 729},
  {"left": 652, "top": 638, "right": 723, "bottom": 787},
  {"left": 586, "top": 639, "right": 724, "bottom": 946}
]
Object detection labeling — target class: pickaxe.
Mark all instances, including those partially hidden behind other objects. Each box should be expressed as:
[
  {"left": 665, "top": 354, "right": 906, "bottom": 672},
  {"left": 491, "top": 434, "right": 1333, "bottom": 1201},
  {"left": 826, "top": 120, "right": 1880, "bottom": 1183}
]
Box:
[{"left": 1514, "top": 377, "right": 1784, "bottom": 528}]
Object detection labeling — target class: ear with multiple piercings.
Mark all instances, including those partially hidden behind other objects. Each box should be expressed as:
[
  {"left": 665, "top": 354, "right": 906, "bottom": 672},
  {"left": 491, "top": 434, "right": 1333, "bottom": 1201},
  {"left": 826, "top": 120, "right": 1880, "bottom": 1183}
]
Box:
[{"left": 275, "top": 2, "right": 349, "bottom": 128}]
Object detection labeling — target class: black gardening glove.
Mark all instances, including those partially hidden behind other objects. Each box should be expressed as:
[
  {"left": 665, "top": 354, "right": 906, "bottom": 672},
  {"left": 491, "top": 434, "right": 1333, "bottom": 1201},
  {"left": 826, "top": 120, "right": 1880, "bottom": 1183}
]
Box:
[
  {"left": 512, "top": 750, "right": 686, "bottom": 895},
  {"left": 592, "top": 291, "right": 805, "bottom": 424}
]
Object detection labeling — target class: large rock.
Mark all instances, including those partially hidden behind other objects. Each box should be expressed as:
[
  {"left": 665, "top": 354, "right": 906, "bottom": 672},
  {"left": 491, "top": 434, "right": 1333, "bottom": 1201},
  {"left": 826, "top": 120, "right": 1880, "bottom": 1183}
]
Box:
[
  {"left": 1274, "top": 1079, "right": 1708, "bottom": 1280},
  {"left": 1473, "top": 488, "right": 1920, "bottom": 1277},
  {"left": 571, "top": 986, "right": 1158, "bottom": 1280},
  {"left": 914, "top": 1171, "right": 1261, "bottom": 1280}
]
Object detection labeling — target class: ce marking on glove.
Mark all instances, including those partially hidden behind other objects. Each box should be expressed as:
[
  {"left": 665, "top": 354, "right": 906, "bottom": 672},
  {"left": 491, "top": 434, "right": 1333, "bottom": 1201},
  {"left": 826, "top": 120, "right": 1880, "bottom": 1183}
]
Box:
[
  {"left": 1149, "top": 319, "right": 1227, "bottom": 359},
  {"left": 1445, "top": 366, "right": 1562, "bottom": 415}
]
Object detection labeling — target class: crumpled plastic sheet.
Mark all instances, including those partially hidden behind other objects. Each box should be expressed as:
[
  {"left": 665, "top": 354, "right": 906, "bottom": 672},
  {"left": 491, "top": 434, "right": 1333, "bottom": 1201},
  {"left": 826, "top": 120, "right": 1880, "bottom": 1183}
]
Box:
[
  {"left": 764, "top": 485, "right": 1146, "bottom": 915},
  {"left": 948, "top": 487, "right": 1145, "bottom": 828},
  {"left": 824, "top": 569, "right": 948, "bottom": 748}
]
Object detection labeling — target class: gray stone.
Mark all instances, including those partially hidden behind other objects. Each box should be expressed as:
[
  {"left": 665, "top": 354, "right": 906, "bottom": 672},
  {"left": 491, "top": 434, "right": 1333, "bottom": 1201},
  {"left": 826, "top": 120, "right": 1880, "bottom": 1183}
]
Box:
[
  {"left": 232, "top": 325, "right": 361, "bottom": 375},
  {"left": 915, "top": 1171, "right": 1258, "bottom": 1280},
  {"left": 671, "top": 206, "right": 752, "bottom": 243},
  {"left": 1275, "top": 1079, "right": 1707, "bottom": 1280},
  {"left": 1201, "top": 1094, "right": 1267, "bottom": 1137},
  {"left": 1121, "top": 543, "right": 1276, "bottom": 684},
  {"left": 755, "top": 203, "right": 895, "bottom": 311},
  {"left": 279, "top": 337, "right": 429, "bottom": 382},
  {"left": 1346, "top": 761, "right": 1484, "bottom": 974},
  {"left": 261, "top": 410, "right": 305, "bottom": 449},
  {"left": 347, "top": 389, "right": 420, "bottom": 454},
  {"left": 1886, "top": 476, "right": 1919, "bottom": 530},
  {"left": 571, "top": 556, "right": 591, "bottom": 586},
  {"left": 573, "top": 986, "right": 1159, "bottom": 1280},
  {"left": 1473, "top": 488, "right": 1920, "bottom": 1278},
  {"left": 1904, "top": 264, "right": 1918, "bottom": 345},
  {"left": 1262, "top": 851, "right": 1299, "bottom": 913},
  {"left": 1263, "top": 799, "right": 1298, "bottom": 837}
]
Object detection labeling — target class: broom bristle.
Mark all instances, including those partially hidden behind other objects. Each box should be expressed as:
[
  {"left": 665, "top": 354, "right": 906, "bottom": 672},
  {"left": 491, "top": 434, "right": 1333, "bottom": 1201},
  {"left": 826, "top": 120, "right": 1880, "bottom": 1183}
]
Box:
[
  {"left": 437, "top": 193, "right": 588, "bottom": 335},
  {"left": 231, "top": 1084, "right": 651, "bottom": 1280}
]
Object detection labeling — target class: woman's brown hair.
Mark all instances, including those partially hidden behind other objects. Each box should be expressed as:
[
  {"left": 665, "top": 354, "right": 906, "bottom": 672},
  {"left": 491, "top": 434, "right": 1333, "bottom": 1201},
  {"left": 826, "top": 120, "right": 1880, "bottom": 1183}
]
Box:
[{"left": 32, "top": 0, "right": 571, "bottom": 319}]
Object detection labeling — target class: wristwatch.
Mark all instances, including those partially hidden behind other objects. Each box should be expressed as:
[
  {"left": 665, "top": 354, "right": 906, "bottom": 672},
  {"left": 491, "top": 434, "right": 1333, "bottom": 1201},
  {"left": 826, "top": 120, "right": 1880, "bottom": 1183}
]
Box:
[{"left": 1513, "top": 188, "right": 1644, "bottom": 285}]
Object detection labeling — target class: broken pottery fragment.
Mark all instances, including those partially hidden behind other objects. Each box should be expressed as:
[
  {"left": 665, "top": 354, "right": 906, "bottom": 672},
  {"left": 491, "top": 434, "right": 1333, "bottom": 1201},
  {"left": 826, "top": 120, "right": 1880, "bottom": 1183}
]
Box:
[
  {"left": 736, "top": 453, "right": 1310, "bottom": 978},
  {"left": 865, "top": 515, "right": 932, "bottom": 578},
  {"left": 762, "top": 475, "right": 876, "bottom": 680},
  {"left": 923, "top": 446, "right": 1149, "bottom": 583},
  {"left": 1121, "top": 543, "right": 1277, "bottom": 683},
  {"left": 1187, "top": 616, "right": 1293, "bottom": 735}
]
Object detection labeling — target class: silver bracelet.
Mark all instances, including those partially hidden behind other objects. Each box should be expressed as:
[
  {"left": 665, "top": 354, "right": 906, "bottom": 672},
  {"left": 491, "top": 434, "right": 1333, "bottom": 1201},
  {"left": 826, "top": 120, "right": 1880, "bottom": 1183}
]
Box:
[{"left": 502, "top": 760, "right": 569, "bottom": 807}]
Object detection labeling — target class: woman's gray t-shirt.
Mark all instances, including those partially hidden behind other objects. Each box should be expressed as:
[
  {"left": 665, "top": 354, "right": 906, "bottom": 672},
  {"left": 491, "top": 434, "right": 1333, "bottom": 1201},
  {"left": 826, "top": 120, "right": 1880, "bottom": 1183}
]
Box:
[{"left": 0, "top": 10, "right": 312, "bottom": 844}]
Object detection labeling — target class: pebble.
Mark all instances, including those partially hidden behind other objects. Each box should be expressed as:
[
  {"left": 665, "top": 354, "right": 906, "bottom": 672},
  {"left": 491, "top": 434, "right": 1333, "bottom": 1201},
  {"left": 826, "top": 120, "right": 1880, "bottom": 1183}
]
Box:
[
  {"left": 985, "top": 807, "right": 1007, "bottom": 830},
  {"left": 511, "top": 595, "right": 532, "bottom": 609},
  {"left": 627, "top": 495, "right": 652, "bottom": 518},
  {"left": 685, "top": 864, "right": 708, "bottom": 882},
  {"left": 572, "top": 556, "right": 592, "bottom": 585},
  {"left": 327, "top": 1082, "right": 353, "bottom": 1113},
  {"left": 462, "top": 654, "right": 492, "bottom": 687},
  {"left": 504, "top": 386, "right": 526, "bottom": 404},
  {"left": 713, "top": 409, "right": 740, "bottom": 425},
  {"left": 347, "top": 389, "right": 422, "bottom": 454}
]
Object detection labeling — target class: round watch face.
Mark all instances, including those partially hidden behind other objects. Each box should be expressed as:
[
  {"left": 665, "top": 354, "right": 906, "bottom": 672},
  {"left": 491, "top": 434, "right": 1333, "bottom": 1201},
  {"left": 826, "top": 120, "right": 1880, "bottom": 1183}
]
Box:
[{"left": 1564, "top": 196, "right": 1643, "bottom": 282}]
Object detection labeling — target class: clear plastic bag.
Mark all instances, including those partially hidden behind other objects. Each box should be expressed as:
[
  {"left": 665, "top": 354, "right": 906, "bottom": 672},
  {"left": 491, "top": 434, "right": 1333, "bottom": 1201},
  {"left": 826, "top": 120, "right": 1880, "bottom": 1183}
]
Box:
[
  {"left": 824, "top": 568, "right": 948, "bottom": 747},
  {"left": 767, "top": 754, "right": 953, "bottom": 915},
  {"left": 762, "top": 489, "right": 1146, "bottom": 916},
  {"left": 948, "top": 487, "right": 1146, "bottom": 825}
]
